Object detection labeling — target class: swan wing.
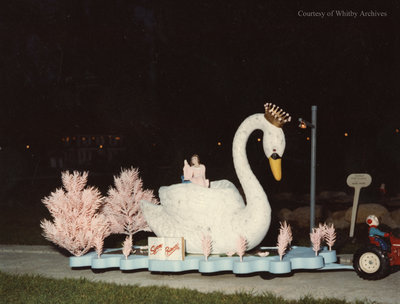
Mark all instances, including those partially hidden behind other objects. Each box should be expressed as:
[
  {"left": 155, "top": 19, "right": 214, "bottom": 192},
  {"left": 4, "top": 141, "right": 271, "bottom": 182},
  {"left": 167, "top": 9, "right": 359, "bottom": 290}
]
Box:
[
  {"left": 158, "top": 180, "right": 245, "bottom": 228},
  {"left": 210, "top": 179, "right": 245, "bottom": 206}
]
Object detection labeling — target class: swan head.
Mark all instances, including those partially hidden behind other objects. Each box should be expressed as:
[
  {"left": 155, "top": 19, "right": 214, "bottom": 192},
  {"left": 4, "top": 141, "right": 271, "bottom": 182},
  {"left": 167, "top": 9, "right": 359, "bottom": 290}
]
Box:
[
  {"left": 262, "top": 123, "right": 285, "bottom": 181},
  {"left": 262, "top": 103, "right": 291, "bottom": 181}
]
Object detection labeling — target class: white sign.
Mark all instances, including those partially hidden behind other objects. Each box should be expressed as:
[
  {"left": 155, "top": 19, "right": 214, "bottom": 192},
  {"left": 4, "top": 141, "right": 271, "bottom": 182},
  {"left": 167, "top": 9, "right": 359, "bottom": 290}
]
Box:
[
  {"left": 346, "top": 173, "right": 372, "bottom": 237},
  {"left": 148, "top": 237, "right": 185, "bottom": 261},
  {"left": 346, "top": 174, "right": 372, "bottom": 188}
]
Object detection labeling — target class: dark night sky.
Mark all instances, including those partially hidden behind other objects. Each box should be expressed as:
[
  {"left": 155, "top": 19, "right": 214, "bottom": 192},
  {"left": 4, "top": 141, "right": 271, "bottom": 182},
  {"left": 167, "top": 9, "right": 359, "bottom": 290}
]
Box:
[{"left": 1, "top": 0, "right": 399, "bottom": 193}]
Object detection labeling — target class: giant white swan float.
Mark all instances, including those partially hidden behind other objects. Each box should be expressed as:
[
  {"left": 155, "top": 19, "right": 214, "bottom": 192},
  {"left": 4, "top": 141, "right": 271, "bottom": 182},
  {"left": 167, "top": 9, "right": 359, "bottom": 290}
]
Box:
[{"left": 141, "top": 104, "right": 291, "bottom": 254}]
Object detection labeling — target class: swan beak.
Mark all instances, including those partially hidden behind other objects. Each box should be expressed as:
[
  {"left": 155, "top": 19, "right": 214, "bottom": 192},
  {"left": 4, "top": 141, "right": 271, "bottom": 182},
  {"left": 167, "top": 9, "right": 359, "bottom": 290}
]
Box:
[{"left": 269, "top": 157, "right": 282, "bottom": 181}]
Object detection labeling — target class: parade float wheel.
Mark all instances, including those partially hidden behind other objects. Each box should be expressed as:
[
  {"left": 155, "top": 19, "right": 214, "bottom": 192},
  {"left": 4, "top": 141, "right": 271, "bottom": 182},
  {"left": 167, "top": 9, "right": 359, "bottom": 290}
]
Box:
[{"left": 353, "top": 246, "right": 390, "bottom": 280}]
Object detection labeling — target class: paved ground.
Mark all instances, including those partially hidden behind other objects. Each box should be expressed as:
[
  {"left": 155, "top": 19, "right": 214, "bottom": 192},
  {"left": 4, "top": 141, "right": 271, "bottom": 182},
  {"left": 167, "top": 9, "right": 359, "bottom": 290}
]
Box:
[{"left": 0, "top": 245, "right": 398, "bottom": 304}]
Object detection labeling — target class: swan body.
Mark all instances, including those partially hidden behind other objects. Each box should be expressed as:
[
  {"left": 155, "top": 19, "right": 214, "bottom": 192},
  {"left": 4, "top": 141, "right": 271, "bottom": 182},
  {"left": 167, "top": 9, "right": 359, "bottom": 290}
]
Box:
[{"left": 141, "top": 112, "right": 286, "bottom": 254}]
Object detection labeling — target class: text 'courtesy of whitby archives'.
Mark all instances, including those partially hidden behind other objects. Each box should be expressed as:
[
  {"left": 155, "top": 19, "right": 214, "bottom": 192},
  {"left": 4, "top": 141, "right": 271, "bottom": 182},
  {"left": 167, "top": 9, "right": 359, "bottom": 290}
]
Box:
[{"left": 297, "top": 10, "right": 388, "bottom": 19}]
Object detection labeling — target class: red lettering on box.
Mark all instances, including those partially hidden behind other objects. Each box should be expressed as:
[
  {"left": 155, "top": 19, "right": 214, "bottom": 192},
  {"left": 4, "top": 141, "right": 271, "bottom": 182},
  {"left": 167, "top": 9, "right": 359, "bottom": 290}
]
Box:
[
  {"left": 150, "top": 244, "right": 163, "bottom": 255},
  {"left": 165, "top": 243, "right": 180, "bottom": 257}
]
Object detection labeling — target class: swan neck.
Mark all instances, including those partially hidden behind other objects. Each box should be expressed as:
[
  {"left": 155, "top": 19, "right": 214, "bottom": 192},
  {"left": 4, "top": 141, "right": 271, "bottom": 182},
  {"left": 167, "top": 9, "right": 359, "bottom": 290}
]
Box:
[{"left": 232, "top": 114, "right": 268, "bottom": 206}]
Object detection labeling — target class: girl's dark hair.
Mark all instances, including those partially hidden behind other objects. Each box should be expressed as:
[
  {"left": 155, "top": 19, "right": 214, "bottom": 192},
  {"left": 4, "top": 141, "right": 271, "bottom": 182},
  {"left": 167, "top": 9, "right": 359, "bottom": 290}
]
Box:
[{"left": 190, "top": 154, "right": 200, "bottom": 165}]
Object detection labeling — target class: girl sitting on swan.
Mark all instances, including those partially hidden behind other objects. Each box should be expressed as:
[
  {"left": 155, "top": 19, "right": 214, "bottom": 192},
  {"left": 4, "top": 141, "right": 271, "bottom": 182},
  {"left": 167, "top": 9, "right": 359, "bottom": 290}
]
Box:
[{"left": 182, "top": 154, "right": 210, "bottom": 187}]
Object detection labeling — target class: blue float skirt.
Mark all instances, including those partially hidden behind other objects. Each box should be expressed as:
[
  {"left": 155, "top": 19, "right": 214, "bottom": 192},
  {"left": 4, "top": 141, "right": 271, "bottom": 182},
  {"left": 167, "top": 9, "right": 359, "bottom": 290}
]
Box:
[{"left": 181, "top": 175, "right": 191, "bottom": 183}]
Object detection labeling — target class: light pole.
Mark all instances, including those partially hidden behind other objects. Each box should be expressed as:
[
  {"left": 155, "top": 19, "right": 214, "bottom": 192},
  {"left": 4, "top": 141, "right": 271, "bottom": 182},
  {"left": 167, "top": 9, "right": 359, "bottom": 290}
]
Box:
[{"left": 298, "top": 105, "right": 317, "bottom": 233}]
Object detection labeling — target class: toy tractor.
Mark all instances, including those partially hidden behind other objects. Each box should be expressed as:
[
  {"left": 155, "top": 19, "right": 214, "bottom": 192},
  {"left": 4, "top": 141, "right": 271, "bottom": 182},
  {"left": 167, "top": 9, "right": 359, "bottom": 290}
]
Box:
[{"left": 353, "top": 232, "right": 400, "bottom": 280}]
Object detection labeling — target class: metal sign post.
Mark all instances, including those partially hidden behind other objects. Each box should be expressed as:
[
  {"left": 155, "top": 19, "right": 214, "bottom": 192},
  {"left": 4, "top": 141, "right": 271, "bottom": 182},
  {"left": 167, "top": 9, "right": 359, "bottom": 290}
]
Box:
[
  {"left": 310, "top": 106, "right": 317, "bottom": 232},
  {"left": 346, "top": 173, "right": 372, "bottom": 237},
  {"left": 298, "top": 105, "right": 317, "bottom": 233}
]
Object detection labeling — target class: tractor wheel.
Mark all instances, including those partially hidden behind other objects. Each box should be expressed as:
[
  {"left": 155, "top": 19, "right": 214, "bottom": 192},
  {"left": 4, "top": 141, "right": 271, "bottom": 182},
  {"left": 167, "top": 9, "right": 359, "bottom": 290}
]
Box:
[{"left": 353, "top": 246, "right": 391, "bottom": 280}]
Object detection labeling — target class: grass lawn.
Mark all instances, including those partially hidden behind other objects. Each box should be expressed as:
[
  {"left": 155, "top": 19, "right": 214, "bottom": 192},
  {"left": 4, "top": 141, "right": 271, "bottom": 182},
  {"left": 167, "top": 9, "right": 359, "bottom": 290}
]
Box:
[{"left": 0, "top": 271, "right": 374, "bottom": 304}]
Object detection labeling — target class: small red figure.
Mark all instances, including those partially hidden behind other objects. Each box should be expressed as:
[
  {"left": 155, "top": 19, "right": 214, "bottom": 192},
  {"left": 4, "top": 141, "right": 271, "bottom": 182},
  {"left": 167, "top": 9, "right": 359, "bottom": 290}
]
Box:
[
  {"left": 366, "top": 215, "right": 389, "bottom": 250},
  {"left": 353, "top": 214, "right": 400, "bottom": 280}
]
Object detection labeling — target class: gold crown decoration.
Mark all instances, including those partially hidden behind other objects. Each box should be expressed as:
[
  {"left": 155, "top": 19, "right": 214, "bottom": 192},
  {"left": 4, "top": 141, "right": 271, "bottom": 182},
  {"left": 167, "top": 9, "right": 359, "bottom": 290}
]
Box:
[{"left": 264, "top": 103, "right": 291, "bottom": 128}]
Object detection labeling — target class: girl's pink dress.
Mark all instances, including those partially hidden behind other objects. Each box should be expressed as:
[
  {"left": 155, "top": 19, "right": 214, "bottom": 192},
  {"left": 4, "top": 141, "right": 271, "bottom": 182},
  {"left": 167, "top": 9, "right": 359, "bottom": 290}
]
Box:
[{"left": 183, "top": 163, "right": 209, "bottom": 187}]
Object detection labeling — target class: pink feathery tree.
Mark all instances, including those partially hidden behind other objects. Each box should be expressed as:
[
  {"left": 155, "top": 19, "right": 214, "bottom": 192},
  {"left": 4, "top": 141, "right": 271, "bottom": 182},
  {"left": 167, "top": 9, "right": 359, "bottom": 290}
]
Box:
[
  {"left": 40, "top": 171, "right": 110, "bottom": 257},
  {"left": 122, "top": 235, "right": 133, "bottom": 259},
  {"left": 201, "top": 234, "right": 212, "bottom": 261},
  {"left": 101, "top": 168, "right": 158, "bottom": 257},
  {"left": 237, "top": 236, "right": 247, "bottom": 262},
  {"left": 317, "top": 223, "right": 336, "bottom": 251},
  {"left": 93, "top": 218, "right": 111, "bottom": 258},
  {"left": 318, "top": 223, "right": 328, "bottom": 239},
  {"left": 277, "top": 221, "right": 292, "bottom": 260},
  {"left": 324, "top": 223, "right": 336, "bottom": 251},
  {"left": 282, "top": 221, "right": 293, "bottom": 246},
  {"left": 102, "top": 167, "right": 158, "bottom": 235},
  {"left": 310, "top": 228, "right": 322, "bottom": 256}
]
